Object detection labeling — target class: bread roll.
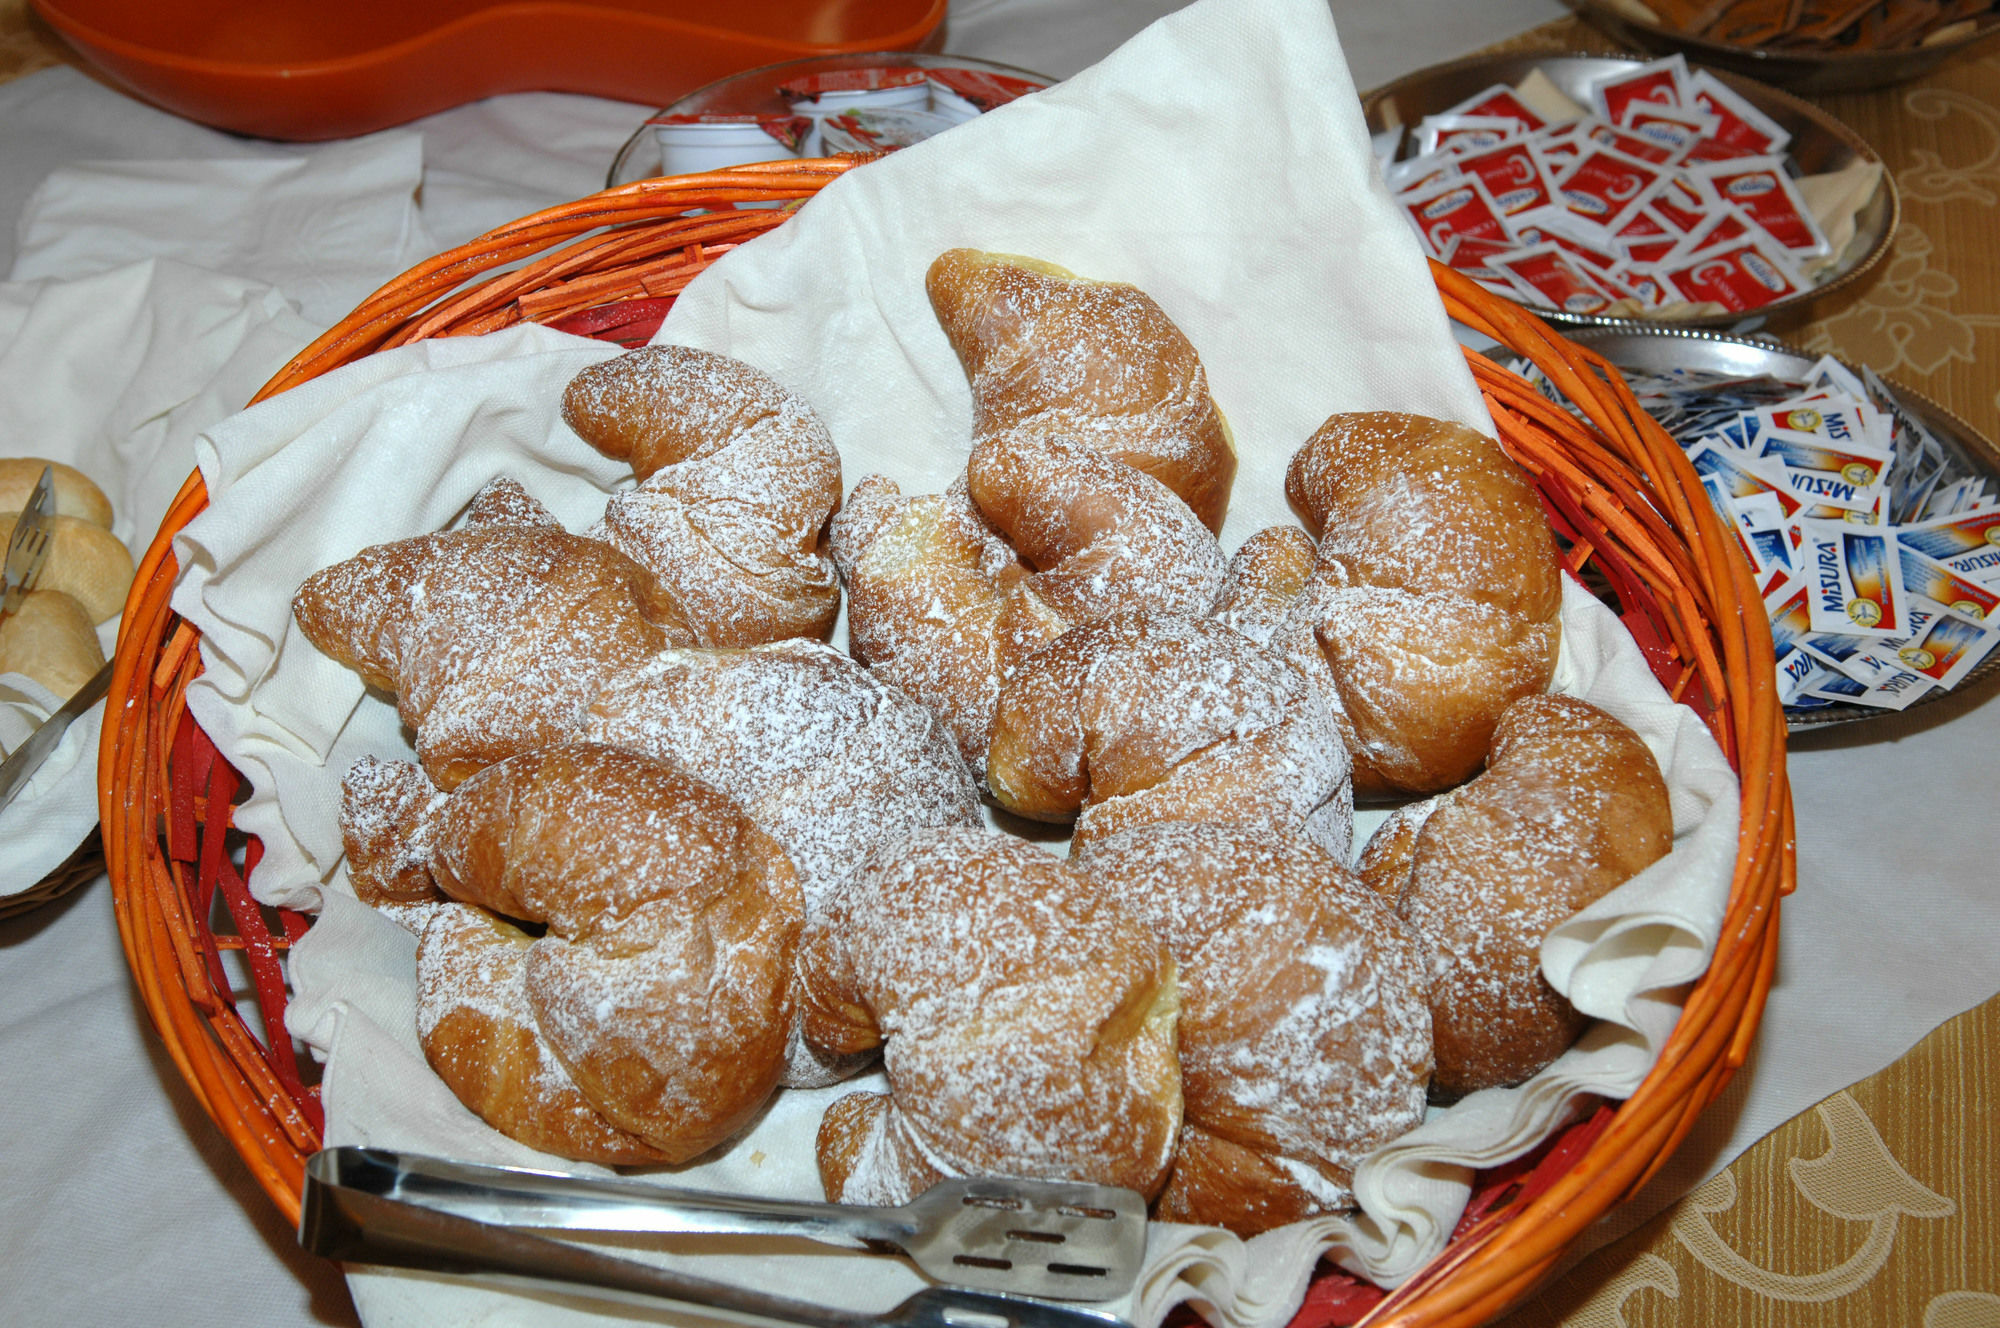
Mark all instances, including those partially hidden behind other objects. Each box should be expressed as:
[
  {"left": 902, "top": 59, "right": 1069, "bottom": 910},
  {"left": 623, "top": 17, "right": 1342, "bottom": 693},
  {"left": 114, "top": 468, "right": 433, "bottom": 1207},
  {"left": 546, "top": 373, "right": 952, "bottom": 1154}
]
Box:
[
  {"left": 1081, "top": 823, "right": 1432, "bottom": 1234},
  {"left": 986, "top": 610, "right": 1351, "bottom": 859},
  {"left": 422, "top": 742, "right": 803, "bottom": 1163},
  {"left": 926, "top": 249, "right": 1237, "bottom": 533},
  {"left": 562, "top": 346, "right": 843, "bottom": 647},
  {"left": 1278, "top": 412, "right": 1562, "bottom": 797},
  {"left": 0, "top": 458, "right": 113, "bottom": 529},
  {"left": 796, "top": 827, "right": 1182, "bottom": 1205},
  {"left": 292, "top": 477, "right": 690, "bottom": 789},
  {"left": 0, "top": 589, "right": 104, "bottom": 699},
  {"left": 1378, "top": 694, "right": 1673, "bottom": 1097},
  {"left": 0, "top": 513, "right": 134, "bottom": 623}
]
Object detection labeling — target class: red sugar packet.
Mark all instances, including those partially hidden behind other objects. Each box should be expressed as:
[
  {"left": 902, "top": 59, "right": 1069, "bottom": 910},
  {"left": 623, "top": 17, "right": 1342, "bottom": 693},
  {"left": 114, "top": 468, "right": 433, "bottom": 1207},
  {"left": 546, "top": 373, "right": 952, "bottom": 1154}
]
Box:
[
  {"left": 1556, "top": 143, "right": 1670, "bottom": 233},
  {"left": 1588, "top": 53, "right": 1691, "bottom": 121},
  {"left": 1659, "top": 233, "right": 1805, "bottom": 309},
  {"left": 1493, "top": 243, "right": 1623, "bottom": 314},
  {"left": 1396, "top": 174, "right": 1514, "bottom": 259},
  {"left": 1693, "top": 155, "right": 1830, "bottom": 257},
  {"left": 1454, "top": 138, "right": 1557, "bottom": 215}
]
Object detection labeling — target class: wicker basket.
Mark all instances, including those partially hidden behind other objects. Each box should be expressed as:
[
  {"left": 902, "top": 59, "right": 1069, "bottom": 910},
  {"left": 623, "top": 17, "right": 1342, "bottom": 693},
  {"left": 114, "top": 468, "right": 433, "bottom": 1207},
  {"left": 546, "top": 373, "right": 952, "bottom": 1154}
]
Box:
[{"left": 98, "top": 157, "right": 1792, "bottom": 1328}]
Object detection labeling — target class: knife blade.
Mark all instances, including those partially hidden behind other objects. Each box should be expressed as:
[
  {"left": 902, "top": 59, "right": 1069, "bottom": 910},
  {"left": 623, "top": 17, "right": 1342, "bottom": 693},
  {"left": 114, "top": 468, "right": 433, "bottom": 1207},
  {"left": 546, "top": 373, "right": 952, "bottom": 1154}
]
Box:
[
  {"left": 2, "top": 465, "right": 56, "bottom": 617},
  {"left": 0, "top": 660, "right": 112, "bottom": 809}
]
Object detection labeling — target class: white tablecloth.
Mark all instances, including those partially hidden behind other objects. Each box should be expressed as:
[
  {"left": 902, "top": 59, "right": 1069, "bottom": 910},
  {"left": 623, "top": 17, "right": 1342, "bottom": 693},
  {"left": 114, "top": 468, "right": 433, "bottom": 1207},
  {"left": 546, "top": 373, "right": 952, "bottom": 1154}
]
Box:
[{"left": 8, "top": 2, "right": 2000, "bottom": 1325}]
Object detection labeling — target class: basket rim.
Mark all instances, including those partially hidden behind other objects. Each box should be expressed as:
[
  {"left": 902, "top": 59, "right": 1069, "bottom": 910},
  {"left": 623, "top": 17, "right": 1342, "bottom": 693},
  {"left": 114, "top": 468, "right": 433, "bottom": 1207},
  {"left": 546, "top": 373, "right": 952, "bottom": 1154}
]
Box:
[{"left": 95, "top": 159, "right": 1792, "bottom": 1327}]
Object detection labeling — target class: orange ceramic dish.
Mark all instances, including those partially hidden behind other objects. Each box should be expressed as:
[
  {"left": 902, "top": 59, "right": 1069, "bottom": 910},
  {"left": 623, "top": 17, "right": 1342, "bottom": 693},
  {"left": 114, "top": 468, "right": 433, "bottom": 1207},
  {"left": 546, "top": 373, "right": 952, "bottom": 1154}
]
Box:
[{"left": 29, "top": 0, "right": 948, "bottom": 140}]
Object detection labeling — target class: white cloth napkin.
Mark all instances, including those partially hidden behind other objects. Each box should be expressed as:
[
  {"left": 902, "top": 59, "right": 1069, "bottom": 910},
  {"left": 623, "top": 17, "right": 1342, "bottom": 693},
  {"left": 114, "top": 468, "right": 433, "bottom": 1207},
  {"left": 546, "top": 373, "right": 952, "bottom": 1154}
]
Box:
[
  {"left": 0, "top": 260, "right": 319, "bottom": 896},
  {"left": 166, "top": 0, "right": 1738, "bottom": 1323},
  {"left": 0, "top": 124, "right": 437, "bottom": 899},
  {"left": 11, "top": 133, "right": 435, "bottom": 329}
]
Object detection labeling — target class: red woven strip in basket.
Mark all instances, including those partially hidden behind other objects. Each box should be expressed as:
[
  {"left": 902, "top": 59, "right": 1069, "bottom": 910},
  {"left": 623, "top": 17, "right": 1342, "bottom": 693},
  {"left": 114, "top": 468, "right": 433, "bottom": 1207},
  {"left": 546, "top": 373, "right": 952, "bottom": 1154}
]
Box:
[{"left": 98, "top": 162, "right": 1791, "bottom": 1326}]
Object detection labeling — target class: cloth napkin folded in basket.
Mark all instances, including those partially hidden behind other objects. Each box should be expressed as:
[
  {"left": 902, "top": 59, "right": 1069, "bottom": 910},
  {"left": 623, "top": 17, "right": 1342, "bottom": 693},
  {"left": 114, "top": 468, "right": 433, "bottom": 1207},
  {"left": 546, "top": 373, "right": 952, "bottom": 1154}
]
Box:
[{"left": 172, "top": 0, "right": 1739, "bottom": 1323}]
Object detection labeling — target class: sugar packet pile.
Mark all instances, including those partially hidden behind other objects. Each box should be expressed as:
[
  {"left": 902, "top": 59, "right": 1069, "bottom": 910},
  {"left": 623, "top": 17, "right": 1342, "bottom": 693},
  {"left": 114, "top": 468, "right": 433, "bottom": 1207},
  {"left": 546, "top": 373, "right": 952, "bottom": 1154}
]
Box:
[
  {"left": 1520, "top": 351, "right": 2000, "bottom": 713},
  {"left": 1380, "top": 55, "right": 1880, "bottom": 320}
]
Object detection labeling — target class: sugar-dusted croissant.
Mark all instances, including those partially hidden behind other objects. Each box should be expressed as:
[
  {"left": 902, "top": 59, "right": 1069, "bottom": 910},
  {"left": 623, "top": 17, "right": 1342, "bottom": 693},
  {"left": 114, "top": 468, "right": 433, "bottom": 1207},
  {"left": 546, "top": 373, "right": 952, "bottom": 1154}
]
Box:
[
  {"left": 833, "top": 253, "right": 1233, "bottom": 773},
  {"left": 419, "top": 742, "right": 803, "bottom": 1163},
  {"left": 562, "top": 345, "right": 843, "bottom": 647},
  {"left": 581, "top": 638, "right": 983, "bottom": 1088},
  {"left": 796, "top": 828, "right": 1182, "bottom": 1205},
  {"left": 986, "top": 610, "right": 1352, "bottom": 859},
  {"left": 417, "top": 903, "right": 671, "bottom": 1166},
  {"left": 293, "top": 477, "right": 691, "bottom": 789},
  {"left": 583, "top": 639, "right": 979, "bottom": 916},
  {"left": 1209, "top": 526, "right": 1318, "bottom": 647},
  {"left": 1277, "top": 412, "right": 1562, "bottom": 797},
  {"left": 1361, "top": 694, "right": 1673, "bottom": 1097},
  {"left": 926, "top": 249, "right": 1237, "bottom": 533},
  {"left": 1080, "top": 822, "right": 1432, "bottom": 1234}
]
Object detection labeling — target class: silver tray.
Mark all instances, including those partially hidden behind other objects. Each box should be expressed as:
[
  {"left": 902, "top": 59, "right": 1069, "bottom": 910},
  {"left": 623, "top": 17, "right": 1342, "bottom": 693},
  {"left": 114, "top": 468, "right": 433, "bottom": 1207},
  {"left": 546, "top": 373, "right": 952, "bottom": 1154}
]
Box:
[
  {"left": 1559, "top": 326, "right": 2000, "bottom": 731},
  {"left": 1564, "top": 0, "right": 2000, "bottom": 94},
  {"left": 1361, "top": 52, "right": 1900, "bottom": 332}
]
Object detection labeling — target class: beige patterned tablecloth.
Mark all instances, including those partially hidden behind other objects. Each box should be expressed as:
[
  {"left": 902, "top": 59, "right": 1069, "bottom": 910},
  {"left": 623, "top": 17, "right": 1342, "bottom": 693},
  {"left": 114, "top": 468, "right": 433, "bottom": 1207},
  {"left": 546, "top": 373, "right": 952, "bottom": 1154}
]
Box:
[{"left": 2, "top": 5, "right": 1994, "bottom": 1327}]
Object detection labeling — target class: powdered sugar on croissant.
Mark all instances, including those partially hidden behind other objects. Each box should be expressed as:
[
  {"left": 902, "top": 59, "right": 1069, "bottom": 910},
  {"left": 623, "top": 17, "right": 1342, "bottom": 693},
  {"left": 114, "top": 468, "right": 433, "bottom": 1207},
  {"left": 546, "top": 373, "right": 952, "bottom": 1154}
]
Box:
[
  {"left": 987, "top": 610, "right": 1352, "bottom": 859},
  {"left": 581, "top": 640, "right": 980, "bottom": 918},
  {"left": 1366, "top": 694, "right": 1672, "bottom": 1097},
  {"left": 926, "top": 249, "right": 1236, "bottom": 533},
  {"left": 797, "top": 828, "right": 1182, "bottom": 1206},
  {"left": 421, "top": 742, "right": 803, "bottom": 1162},
  {"left": 1080, "top": 822, "right": 1431, "bottom": 1234},
  {"left": 582, "top": 639, "right": 983, "bottom": 1088},
  {"left": 563, "top": 346, "right": 842, "bottom": 647},
  {"left": 293, "top": 477, "right": 690, "bottom": 789},
  {"left": 833, "top": 265, "right": 1230, "bottom": 773},
  {"left": 1279, "top": 412, "right": 1562, "bottom": 796}
]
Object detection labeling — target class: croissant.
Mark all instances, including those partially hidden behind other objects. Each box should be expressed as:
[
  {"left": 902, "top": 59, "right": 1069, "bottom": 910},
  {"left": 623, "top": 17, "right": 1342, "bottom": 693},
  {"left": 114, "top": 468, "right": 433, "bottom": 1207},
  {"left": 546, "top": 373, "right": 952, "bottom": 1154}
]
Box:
[
  {"left": 562, "top": 345, "right": 842, "bottom": 647},
  {"left": 340, "top": 755, "right": 447, "bottom": 918},
  {"left": 293, "top": 477, "right": 690, "bottom": 789},
  {"left": 581, "top": 638, "right": 983, "bottom": 1088},
  {"left": 1361, "top": 694, "right": 1673, "bottom": 1097},
  {"left": 419, "top": 742, "right": 803, "bottom": 1162},
  {"left": 1080, "top": 822, "right": 1432, "bottom": 1234},
  {"left": 834, "top": 253, "right": 1233, "bottom": 772},
  {"left": 796, "top": 827, "right": 1182, "bottom": 1205},
  {"left": 926, "top": 249, "right": 1237, "bottom": 533},
  {"left": 986, "top": 610, "right": 1352, "bottom": 858},
  {"left": 1277, "top": 412, "right": 1562, "bottom": 797},
  {"left": 1209, "top": 526, "right": 1317, "bottom": 647}
]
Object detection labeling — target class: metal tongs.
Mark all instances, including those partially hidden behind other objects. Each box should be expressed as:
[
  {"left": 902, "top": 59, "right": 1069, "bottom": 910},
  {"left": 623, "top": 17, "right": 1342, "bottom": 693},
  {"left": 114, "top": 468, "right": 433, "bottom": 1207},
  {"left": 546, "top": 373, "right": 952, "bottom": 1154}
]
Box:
[{"left": 301, "top": 1146, "right": 1146, "bottom": 1327}]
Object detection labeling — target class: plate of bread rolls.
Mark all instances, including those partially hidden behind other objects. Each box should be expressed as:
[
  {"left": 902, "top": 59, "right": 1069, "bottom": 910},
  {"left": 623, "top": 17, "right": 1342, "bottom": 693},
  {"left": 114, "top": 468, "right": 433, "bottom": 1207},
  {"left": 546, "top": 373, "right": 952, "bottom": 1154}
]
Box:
[{"left": 0, "top": 456, "right": 134, "bottom": 907}]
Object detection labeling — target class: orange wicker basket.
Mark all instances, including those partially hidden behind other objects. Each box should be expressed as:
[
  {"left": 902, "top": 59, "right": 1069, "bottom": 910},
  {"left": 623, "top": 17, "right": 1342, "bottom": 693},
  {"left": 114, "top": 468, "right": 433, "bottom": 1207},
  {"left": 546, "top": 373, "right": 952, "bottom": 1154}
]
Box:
[{"left": 98, "top": 156, "right": 1791, "bottom": 1328}]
